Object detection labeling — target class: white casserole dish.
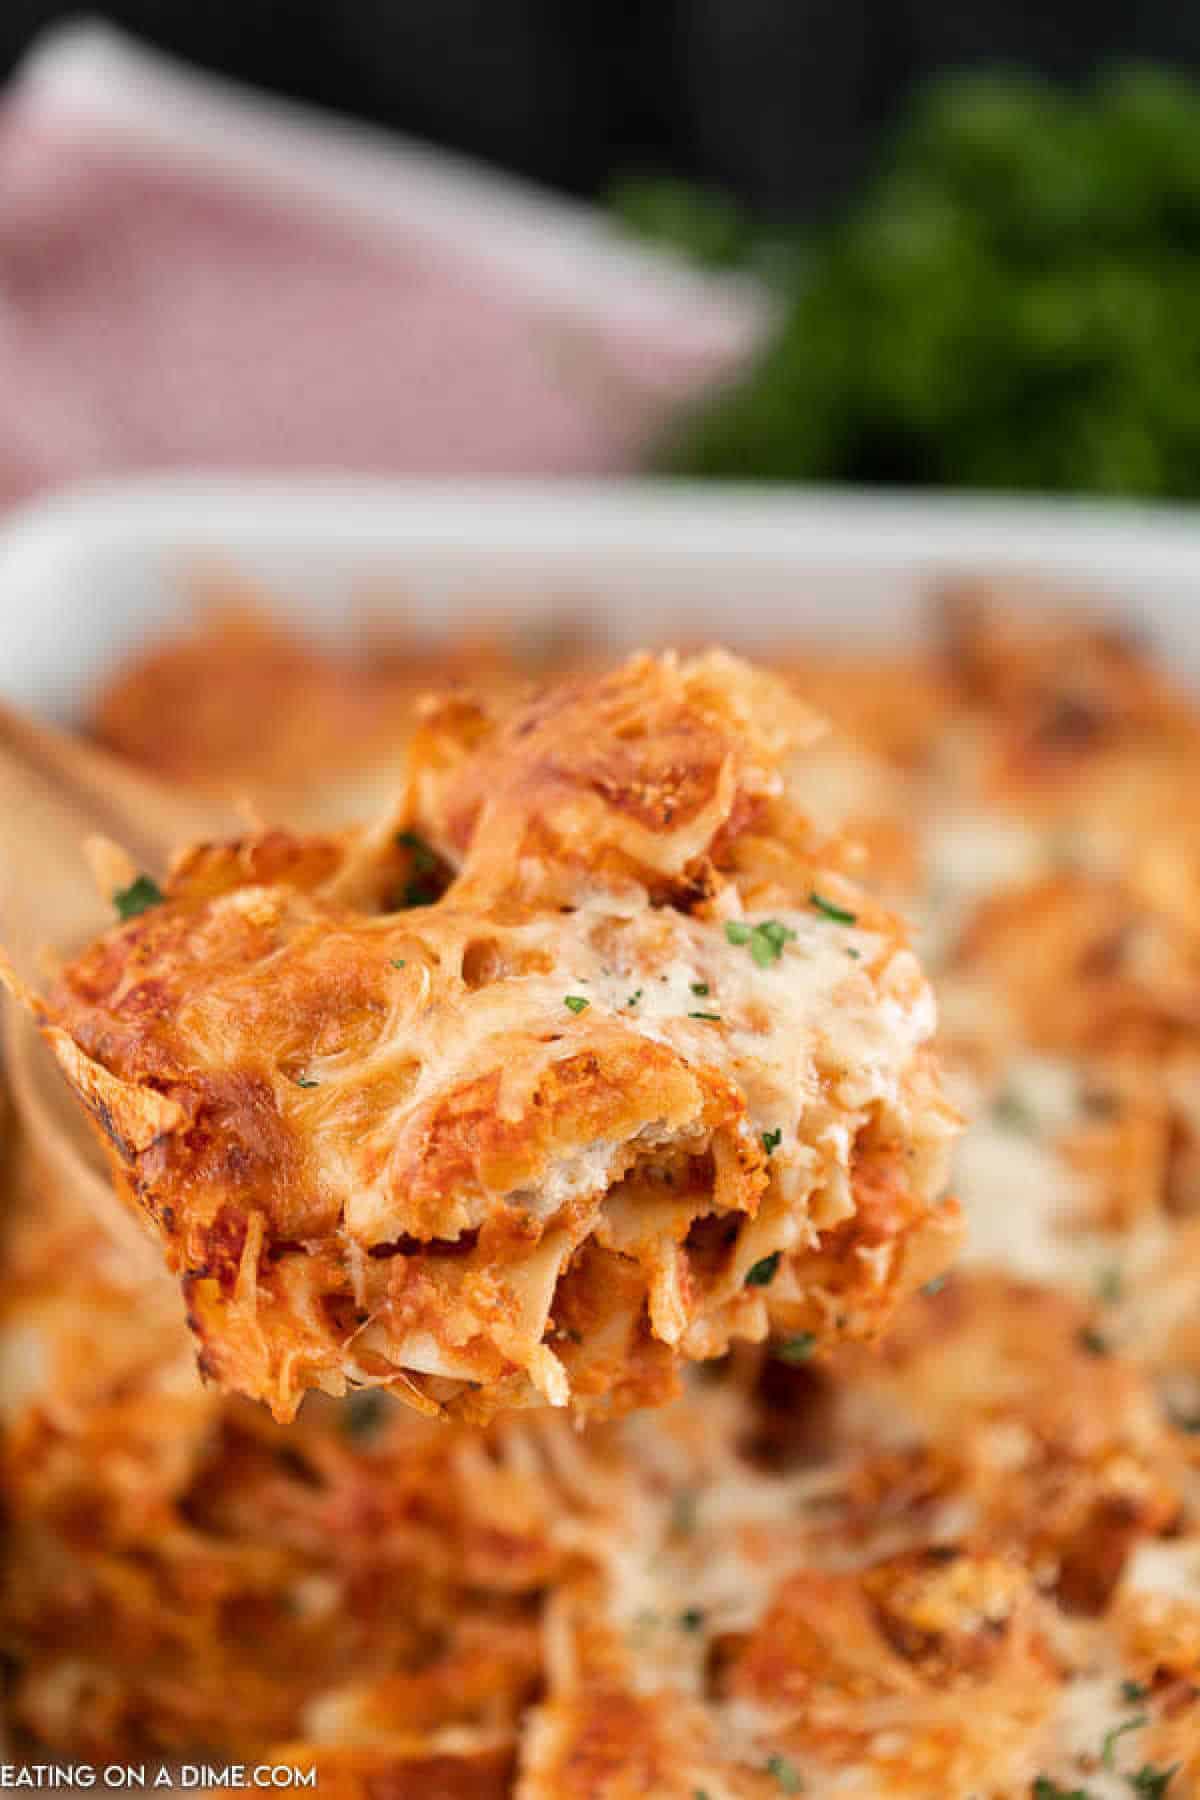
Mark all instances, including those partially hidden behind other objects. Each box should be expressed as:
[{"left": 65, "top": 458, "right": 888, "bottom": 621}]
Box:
[
  {"left": 1, "top": 475, "right": 1199, "bottom": 718},
  {"left": 1, "top": 476, "right": 1199, "bottom": 1778}
]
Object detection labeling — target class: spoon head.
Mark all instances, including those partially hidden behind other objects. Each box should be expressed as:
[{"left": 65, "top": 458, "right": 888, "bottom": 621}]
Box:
[
  {"left": 0, "top": 691, "right": 243, "bottom": 1266},
  {"left": 2, "top": 999, "right": 160, "bottom": 1274}
]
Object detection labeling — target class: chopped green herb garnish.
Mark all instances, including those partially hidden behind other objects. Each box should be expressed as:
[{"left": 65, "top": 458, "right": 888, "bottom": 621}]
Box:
[
  {"left": 809, "top": 891, "right": 857, "bottom": 926},
  {"left": 762, "top": 1127, "right": 783, "bottom": 1155},
  {"left": 724, "top": 917, "right": 797, "bottom": 968},
  {"left": 689, "top": 1010, "right": 722, "bottom": 1021},
  {"left": 293, "top": 1074, "right": 320, "bottom": 1089},
  {"left": 342, "top": 1389, "right": 387, "bottom": 1441},
  {"left": 1032, "top": 1780, "right": 1092, "bottom": 1800},
  {"left": 626, "top": 988, "right": 643, "bottom": 1007},
  {"left": 694, "top": 1791, "right": 711, "bottom": 1800},
  {"left": 1096, "top": 1265, "right": 1124, "bottom": 1304},
  {"left": 564, "top": 995, "right": 590, "bottom": 1014},
  {"left": 1121, "top": 1681, "right": 1150, "bottom": 1704},
  {"left": 402, "top": 881, "right": 438, "bottom": 908},
  {"left": 114, "top": 873, "right": 164, "bottom": 920},
  {"left": 1078, "top": 1325, "right": 1110, "bottom": 1356},
  {"left": 921, "top": 1273, "right": 949, "bottom": 1297},
  {"left": 766, "top": 1754, "right": 803, "bottom": 1793},
  {"left": 393, "top": 831, "right": 442, "bottom": 907},
  {"left": 746, "top": 1252, "right": 781, "bottom": 1287},
  {"left": 1103, "top": 1715, "right": 1148, "bottom": 1770},
  {"left": 1128, "top": 1766, "right": 1178, "bottom": 1799},
  {"left": 671, "top": 1488, "right": 698, "bottom": 1535},
  {"left": 992, "top": 1089, "right": 1036, "bottom": 1132},
  {"left": 390, "top": 958, "right": 407, "bottom": 969},
  {"left": 751, "top": 919, "right": 797, "bottom": 967},
  {"left": 775, "top": 1332, "right": 816, "bottom": 1364},
  {"left": 845, "top": 946, "right": 862, "bottom": 959},
  {"left": 679, "top": 1607, "right": 705, "bottom": 1632},
  {"left": 396, "top": 830, "right": 436, "bottom": 872},
  {"left": 691, "top": 981, "right": 710, "bottom": 996}
]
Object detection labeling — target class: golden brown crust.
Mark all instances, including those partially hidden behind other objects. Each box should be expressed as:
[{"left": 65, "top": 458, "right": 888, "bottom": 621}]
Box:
[
  {"left": 411, "top": 648, "right": 824, "bottom": 906},
  {"left": 32, "top": 651, "right": 958, "bottom": 1422},
  {"left": 518, "top": 1276, "right": 1194, "bottom": 1799},
  {"left": 0, "top": 1131, "right": 564, "bottom": 1765},
  {"left": 17, "top": 578, "right": 1200, "bottom": 1789},
  {"left": 86, "top": 594, "right": 547, "bottom": 816}
]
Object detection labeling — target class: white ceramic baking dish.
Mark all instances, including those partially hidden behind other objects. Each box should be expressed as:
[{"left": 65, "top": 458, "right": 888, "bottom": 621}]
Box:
[
  {"left": 2, "top": 475, "right": 1199, "bottom": 1773},
  {"left": 1, "top": 475, "right": 1199, "bottom": 720}
]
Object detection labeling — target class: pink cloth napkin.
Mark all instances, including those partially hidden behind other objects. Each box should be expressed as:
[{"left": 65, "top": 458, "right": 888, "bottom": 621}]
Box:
[{"left": 0, "top": 25, "right": 770, "bottom": 508}]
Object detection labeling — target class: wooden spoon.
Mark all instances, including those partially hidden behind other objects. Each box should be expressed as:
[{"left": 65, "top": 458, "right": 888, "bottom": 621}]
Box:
[{"left": 0, "top": 697, "right": 240, "bottom": 1264}]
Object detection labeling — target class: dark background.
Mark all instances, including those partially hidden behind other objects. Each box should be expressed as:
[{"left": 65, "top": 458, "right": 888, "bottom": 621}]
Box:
[{"left": 5, "top": 2, "right": 1200, "bottom": 220}]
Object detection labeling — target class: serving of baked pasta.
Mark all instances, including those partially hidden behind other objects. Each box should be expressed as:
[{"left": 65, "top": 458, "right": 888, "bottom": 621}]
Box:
[
  {"left": 21, "top": 649, "right": 959, "bottom": 1422},
  {"left": 5, "top": 580, "right": 1200, "bottom": 1797}
]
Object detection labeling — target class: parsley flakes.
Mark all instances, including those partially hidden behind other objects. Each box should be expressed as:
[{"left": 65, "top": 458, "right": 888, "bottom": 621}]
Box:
[
  {"left": 341, "top": 1389, "right": 387, "bottom": 1441},
  {"left": 1096, "top": 1265, "right": 1124, "bottom": 1304},
  {"left": 1031, "top": 1754, "right": 1177, "bottom": 1799},
  {"left": 746, "top": 1252, "right": 781, "bottom": 1287},
  {"left": 395, "top": 829, "right": 441, "bottom": 907},
  {"left": 292, "top": 1074, "right": 320, "bottom": 1090},
  {"left": 1129, "top": 1767, "right": 1179, "bottom": 1798},
  {"left": 809, "top": 891, "right": 857, "bottom": 926},
  {"left": 765, "top": 1753, "right": 803, "bottom": 1793},
  {"left": 689, "top": 1010, "right": 722, "bottom": 1021},
  {"left": 396, "top": 829, "right": 436, "bottom": 872},
  {"left": 564, "top": 995, "right": 590, "bottom": 1014},
  {"left": 992, "top": 1089, "right": 1036, "bottom": 1132},
  {"left": 670, "top": 1489, "right": 698, "bottom": 1536},
  {"left": 775, "top": 1332, "right": 816, "bottom": 1364},
  {"left": 1103, "top": 1715, "right": 1148, "bottom": 1770},
  {"left": 762, "top": 1127, "right": 782, "bottom": 1155},
  {"left": 113, "top": 873, "right": 164, "bottom": 920},
  {"left": 724, "top": 917, "right": 796, "bottom": 968}
]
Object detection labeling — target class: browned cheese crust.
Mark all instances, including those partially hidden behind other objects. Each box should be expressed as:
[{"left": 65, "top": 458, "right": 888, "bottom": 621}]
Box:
[
  {"left": 32, "top": 650, "right": 959, "bottom": 1421},
  {"left": 12, "top": 584, "right": 1200, "bottom": 1793}
]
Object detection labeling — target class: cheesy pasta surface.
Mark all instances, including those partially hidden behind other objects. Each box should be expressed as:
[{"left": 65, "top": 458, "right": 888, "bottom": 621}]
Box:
[
  {"left": 29, "top": 651, "right": 957, "bottom": 1421},
  {"left": 5, "top": 586, "right": 1200, "bottom": 1796}
]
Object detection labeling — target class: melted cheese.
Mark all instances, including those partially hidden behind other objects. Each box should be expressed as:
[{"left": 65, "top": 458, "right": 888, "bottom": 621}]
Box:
[
  {"left": 13, "top": 588, "right": 1200, "bottom": 1792},
  {"left": 35, "top": 649, "right": 959, "bottom": 1422}
]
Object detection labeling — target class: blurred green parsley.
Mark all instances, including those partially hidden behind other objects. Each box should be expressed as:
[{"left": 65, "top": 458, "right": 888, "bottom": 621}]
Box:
[{"left": 613, "top": 66, "right": 1200, "bottom": 499}]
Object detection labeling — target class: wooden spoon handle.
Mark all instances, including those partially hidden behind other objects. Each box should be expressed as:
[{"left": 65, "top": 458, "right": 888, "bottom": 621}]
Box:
[
  {"left": 0, "top": 695, "right": 239, "bottom": 1272},
  {"left": 0, "top": 695, "right": 237, "bottom": 984},
  {"left": 0, "top": 694, "right": 234, "bottom": 865},
  {"left": 2, "top": 1004, "right": 160, "bottom": 1275}
]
